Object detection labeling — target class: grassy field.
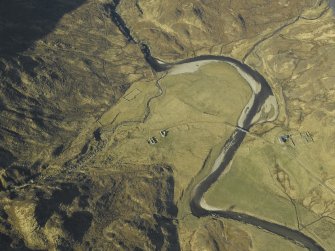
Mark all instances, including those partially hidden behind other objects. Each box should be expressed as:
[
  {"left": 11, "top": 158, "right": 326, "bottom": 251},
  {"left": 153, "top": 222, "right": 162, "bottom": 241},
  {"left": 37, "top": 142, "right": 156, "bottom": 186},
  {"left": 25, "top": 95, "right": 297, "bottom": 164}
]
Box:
[
  {"left": 204, "top": 124, "right": 335, "bottom": 250},
  {"left": 204, "top": 136, "right": 299, "bottom": 228},
  {"left": 99, "top": 61, "right": 252, "bottom": 197}
]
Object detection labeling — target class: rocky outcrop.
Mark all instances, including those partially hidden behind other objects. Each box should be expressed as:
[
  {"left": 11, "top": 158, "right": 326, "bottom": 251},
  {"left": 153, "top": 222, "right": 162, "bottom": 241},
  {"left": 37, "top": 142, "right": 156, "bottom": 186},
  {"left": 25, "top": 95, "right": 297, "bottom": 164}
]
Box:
[{"left": 0, "top": 165, "right": 179, "bottom": 250}]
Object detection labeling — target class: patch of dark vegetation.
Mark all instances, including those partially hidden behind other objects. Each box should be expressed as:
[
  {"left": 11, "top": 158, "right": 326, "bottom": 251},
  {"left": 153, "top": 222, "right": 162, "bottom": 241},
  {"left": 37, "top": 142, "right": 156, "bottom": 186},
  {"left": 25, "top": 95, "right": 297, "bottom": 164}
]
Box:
[
  {"left": 46, "top": 113, "right": 64, "bottom": 121},
  {"left": 80, "top": 179, "right": 91, "bottom": 192},
  {"left": 79, "top": 195, "right": 90, "bottom": 208},
  {"left": 154, "top": 166, "right": 180, "bottom": 250},
  {"left": 130, "top": 215, "right": 171, "bottom": 251},
  {"left": 0, "top": 208, "right": 8, "bottom": 220},
  {"left": 147, "top": 224, "right": 164, "bottom": 251},
  {"left": 193, "top": 7, "right": 204, "bottom": 19},
  {"left": 95, "top": 191, "right": 116, "bottom": 219},
  {"left": 0, "top": 126, "right": 25, "bottom": 143},
  {"left": 57, "top": 238, "right": 74, "bottom": 251},
  {"left": 4, "top": 165, "right": 33, "bottom": 188},
  {"left": 53, "top": 144, "right": 65, "bottom": 157},
  {"left": 155, "top": 214, "right": 180, "bottom": 251},
  {"left": 31, "top": 115, "right": 46, "bottom": 130},
  {"left": 31, "top": 160, "right": 42, "bottom": 170},
  {"left": 175, "top": 9, "right": 182, "bottom": 17},
  {"left": 135, "top": 0, "right": 143, "bottom": 15},
  {"left": 166, "top": 175, "right": 178, "bottom": 217},
  {"left": 93, "top": 128, "right": 101, "bottom": 141},
  {"left": 0, "top": 147, "right": 16, "bottom": 168},
  {"left": 0, "top": 233, "right": 33, "bottom": 251},
  {"left": 0, "top": 233, "right": 13, "bottom": 250},
  {"left": 0, "top": 61, "right": 6, "bottom": 72},
  {"left": 18, "top": 55, "right": 39, "bottom": 74},
  {"left": 63, "top": 211, "right": 93, "bottom": 242},
  {"left": 8, "top": 190, "right": 18, "bottom": 199},
  {"left": 118, "top": 83, "right": 130, "bottom": 93},
  {"left": 238, "top": 14, "right": 246, "bottom": 28},
  {"left": 6, "top": 69, "right": 22, "bottom": 87},
  {"left": 30, "top": 108, "right": 57, "bottom": 132},
  {"left": 35, "top": 183, "right": 80, "bottom": 227},
  {"left": 82, "top": 59, "right": 109, "bottom": 84},
  {"left": 0, "top": 98, "right": 5, "bottom": 111},
  {"left": 80, "top": 143, "right": 89, "bottom": 155},
  {"left": 155, "top": 197, "right": 164, "bottom": 213}
]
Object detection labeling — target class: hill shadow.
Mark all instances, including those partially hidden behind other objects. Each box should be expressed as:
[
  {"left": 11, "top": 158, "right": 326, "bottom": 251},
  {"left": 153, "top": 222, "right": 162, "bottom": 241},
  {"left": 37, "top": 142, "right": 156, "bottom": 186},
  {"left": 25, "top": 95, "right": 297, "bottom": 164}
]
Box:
[
  {"left": 0, "top": 0, "right": 86, "bottom": 55},
  {"left": 330, "top": 0, "right": 335, "bottom": 12}
]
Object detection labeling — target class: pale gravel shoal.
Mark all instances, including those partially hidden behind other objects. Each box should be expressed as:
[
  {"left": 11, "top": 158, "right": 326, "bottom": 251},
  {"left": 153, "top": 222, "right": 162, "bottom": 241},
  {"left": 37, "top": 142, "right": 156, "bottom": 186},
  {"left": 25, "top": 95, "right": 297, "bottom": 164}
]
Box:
[{"left": 167, "top": 60, "right": 218, "bottom": 76}]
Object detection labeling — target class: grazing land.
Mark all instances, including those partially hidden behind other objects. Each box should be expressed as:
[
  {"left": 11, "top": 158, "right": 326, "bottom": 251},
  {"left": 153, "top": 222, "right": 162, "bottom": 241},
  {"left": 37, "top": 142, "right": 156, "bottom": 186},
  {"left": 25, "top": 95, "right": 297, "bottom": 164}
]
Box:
[{"left": 1, "top": 0, "right": 335, "bottom": 250}]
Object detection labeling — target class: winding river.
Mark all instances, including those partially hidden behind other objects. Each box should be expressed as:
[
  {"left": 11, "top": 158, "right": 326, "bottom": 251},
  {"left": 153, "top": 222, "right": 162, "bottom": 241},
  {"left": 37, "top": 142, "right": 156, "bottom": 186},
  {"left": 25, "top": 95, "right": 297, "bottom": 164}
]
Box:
[{"left": 108, "top": 1, "right": 325, "bottom": 250}]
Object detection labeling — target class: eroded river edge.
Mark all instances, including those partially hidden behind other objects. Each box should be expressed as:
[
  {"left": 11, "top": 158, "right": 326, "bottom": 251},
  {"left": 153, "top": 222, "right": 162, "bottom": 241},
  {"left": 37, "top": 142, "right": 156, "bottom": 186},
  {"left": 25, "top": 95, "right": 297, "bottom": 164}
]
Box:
[{"left": 107, "top": 1, "right": 325, "bottom": 250}]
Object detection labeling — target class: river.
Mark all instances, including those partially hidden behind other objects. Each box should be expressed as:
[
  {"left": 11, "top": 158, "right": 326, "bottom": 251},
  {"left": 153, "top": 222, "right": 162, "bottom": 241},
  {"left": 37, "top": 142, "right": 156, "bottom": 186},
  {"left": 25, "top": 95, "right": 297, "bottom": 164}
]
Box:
[{"left": 108, "top": 1, "right": 325, "bottom": 250}]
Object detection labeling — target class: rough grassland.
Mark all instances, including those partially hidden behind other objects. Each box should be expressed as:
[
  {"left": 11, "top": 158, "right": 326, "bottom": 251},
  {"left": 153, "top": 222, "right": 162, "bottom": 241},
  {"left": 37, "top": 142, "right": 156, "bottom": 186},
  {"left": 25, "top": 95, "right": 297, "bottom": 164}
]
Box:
[
  {"left": 100, "top": 61, "right": 252, "bottom": 198},
  {"left": 205, "top": 126, "right": 335, "bottom": 250}
]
